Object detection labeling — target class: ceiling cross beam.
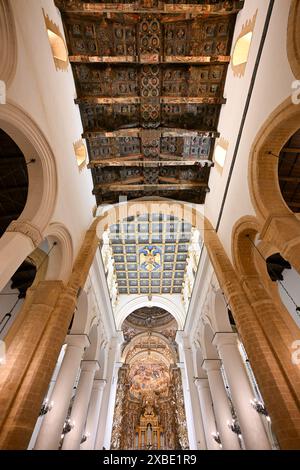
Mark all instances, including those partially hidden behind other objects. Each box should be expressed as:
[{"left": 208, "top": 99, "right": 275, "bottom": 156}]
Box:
[
  {"left": 83, "top": 128, "right": 220, "bottom": 139},
  {"left": 93, "top": 181, "right": 209, "bottom": 192},
  {"left": 76, "top": 96, "right": 226, "bottom": 105},
  {"left": 69, "top": 55, "right": 231, "bottom": 65},
  {"left": 55, "top": 1, "right": 244, "bottom": 15},
  {"left": 88, "top": 158, "right": 213, "bottom": 168}
]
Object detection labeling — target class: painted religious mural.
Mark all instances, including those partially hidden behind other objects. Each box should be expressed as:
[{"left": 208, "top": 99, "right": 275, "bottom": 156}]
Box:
[{"left": 110, "top": 308, "right": 188, "bottom": 450}]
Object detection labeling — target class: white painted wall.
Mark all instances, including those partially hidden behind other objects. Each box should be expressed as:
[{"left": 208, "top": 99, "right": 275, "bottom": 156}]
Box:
[
  {"left": 8, "top": 0, "right": 95, "bottom": 258},
  {"left": 205, "top": 0, "right": 295, "bottom": 260}
]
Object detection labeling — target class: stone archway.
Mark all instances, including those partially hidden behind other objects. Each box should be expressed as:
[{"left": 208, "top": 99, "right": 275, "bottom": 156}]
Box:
[
  {"left": 231, "top": 215, "right": 300, "bottom": 448},
  {"left": 287, "top": 0, "right": 300, "bottom": 79},
  {"left": 0, "top": 102, "right": 58, "bottom": 291},
  {"left": 248, "top": 97, "right": 300, "bottom": 273},
  {"left": 0, "top": 0, "right": 17, "bottom": 87}
]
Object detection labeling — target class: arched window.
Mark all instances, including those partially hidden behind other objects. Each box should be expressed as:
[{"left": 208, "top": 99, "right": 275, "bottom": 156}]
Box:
[
  {"left": 43, "top": 10, "right": 68, "bottom": 71},
  {"left": 231, "top": 11, "right": 257, "bottom": 77}
]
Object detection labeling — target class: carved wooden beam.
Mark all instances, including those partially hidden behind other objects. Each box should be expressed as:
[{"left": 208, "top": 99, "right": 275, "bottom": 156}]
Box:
[
  {"left": 163, "top": 55, "right": 231, "bottom": 64},
  {"left": 75, "top": 97, "right": 140, "bottom": 105},
  {"left": 83, "top": 128, "right": 219, "bottom": 139},
  {"left": 161, "top": 97, "right": 226, "bottom": 105},
  {"left": 76, "top": 96, "right": 225, "bottom": 105},
  {"left": 93, "top": 181, "right": 208, "bottom": 192},
  {"left": 69, "top": 55, "right": 136, "bottom": 64},
  {"left": 88, "top": 158, "right": 212, "bottom": 168},
  {"left": 158, "top": 176, "right": 205, "bottom": 185},
  {"left": 69, "top": 55, "right": 230, "bottom": 64},
  {"left": 55, "top": 1, "right": 244, "bottom": 15}
]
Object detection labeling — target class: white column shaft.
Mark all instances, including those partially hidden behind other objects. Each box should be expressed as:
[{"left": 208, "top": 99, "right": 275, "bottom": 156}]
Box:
[
  {"left": 0, "top": 232, "right": 34, "bottom": 291},
  {"left": 80, "top": 379, "right": 106, "bottom": 450},
  {"left": 95, "top": 341, "right": 119, "bottom": 449},
  {"left": 62, "top": 361, "right": 99, "bottom": 450},
  {"left": 214, "top": 333, "right": 271, "bottom": 450},
  {"left": 181, "top": 346, "right": 206, "bottom": 450},
  {"left": 195, "top": 378, "right": 220, "bottom": 450},
  {"left": 34, "top": 336, "right": 89, "bottom": 450},
  {"left": 204, "top": 360, "right": 240, "bottom": 450}
]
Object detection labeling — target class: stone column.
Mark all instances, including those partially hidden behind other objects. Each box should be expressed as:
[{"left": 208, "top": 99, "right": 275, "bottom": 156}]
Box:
[
  {"left": 194, "top": 378, "right": 220, "bottom": 450},
  {"left": 204, "top": 225, "right": 300, "bottom": 449},
  {"left": 61, "top": 360, "right": 99, "bottom": 450},
  {"left": 80, "top": 379, "right": 106, "bottom": 450},
  {"left": 0, "top": 280, "right": 64, "bottom": 448},
  {"left": 34, "top": 334, "right": 90, "bottom": 450},
  {"left": 0, "top": 221, "right": 43, "bottom": 292},
  {"left": 0, "top": 222, "right": 100, "bottom": 450},
  {"left": 213, "top": 332, "right": 271, "bottom": 450},
  {"left": 202, "top": 359, "right": 240, "bottom": 450},
  {"left": 176, "top": 332, "right": 206, "bottom": 450},
  {"left": 95, "top": 335, "right": 123, "bottom": 450}
]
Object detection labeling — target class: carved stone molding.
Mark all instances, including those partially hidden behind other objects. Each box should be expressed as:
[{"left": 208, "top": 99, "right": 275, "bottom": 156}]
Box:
[
  {"left": 0, "top": 0, "right": 17, "bottom": 86},
  {"left": 287, "top": 0, "right": 300, "bottom": 79},
  {"left": 6, "top": 219, "right": 43, "bottom": 247}
]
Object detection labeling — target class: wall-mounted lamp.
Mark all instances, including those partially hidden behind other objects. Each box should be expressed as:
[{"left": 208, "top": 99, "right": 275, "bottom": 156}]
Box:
[
  {"left": 39, "top": 398, "right": 53, "bottom": 416},
  {"left": 250, "top": 398, "right": 271, "bottom": 422},
  {"left": 211, "top": 431, "right": 222, "bottom": 448},
  {"left": 61, "top": 418, "right": 74, "bottom": 437},
  {"left": 227, "top": 419, "right": 242, "bottom": 438},
  {"left": 81, "top": 432, "right": 90, "bottom": 444}
]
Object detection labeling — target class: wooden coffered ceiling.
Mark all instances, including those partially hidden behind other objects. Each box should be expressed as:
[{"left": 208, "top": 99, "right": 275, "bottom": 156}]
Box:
[{"left": 56, "top": 0, "right": 244, "bottom": 204}]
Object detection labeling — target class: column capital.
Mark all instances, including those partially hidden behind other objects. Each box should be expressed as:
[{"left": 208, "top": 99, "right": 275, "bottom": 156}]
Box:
[
  {"left": 66, "top": 334, "right": 90, "bottom": 349},
  {"left": 6, "top": 219, "right": 43, "bottom": 247},
  {"left": 212, "top": 332, "right": 238, "bottom": 349},
  {"left": 93, "top": 378, "right": 107, "bottom": 391},
  {"left": 81, "top": 360, "right": 100, "bottom": 372},
  {"left": 194, "top": 377, "right": 209, "bottom": 390},
  {"left": 202, "top": 359, "right": 222, "bottom": 372}
]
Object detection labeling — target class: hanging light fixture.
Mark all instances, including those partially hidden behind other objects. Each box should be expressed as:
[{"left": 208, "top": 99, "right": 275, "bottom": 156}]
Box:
[{"left": 246, "top": 235, "right": 300, "bottom": 317}]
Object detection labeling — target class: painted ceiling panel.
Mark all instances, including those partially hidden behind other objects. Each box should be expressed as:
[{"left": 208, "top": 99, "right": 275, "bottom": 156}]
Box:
[{"left": 108, "top": 213, "right": 193, "bottom": 295}]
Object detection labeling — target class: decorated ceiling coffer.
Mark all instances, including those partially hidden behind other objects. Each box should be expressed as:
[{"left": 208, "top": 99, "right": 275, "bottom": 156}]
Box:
[{"left": 56, "top": 0, "right": 244, "bottom": 204}]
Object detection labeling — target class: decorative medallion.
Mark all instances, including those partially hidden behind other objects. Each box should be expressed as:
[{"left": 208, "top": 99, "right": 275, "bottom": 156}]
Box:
[{"left": 139, "top": 245, "right": 162, "bottom": 272}]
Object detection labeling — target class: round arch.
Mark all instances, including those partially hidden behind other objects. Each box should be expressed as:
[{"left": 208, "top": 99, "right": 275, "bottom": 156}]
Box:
[
  {"left": 115, "top": 294, "right": 184, "bottom": 330},
  {"left": 287, "top": 0, "right": 300, "bottom": 79},
  {"left": 248, "top": 97, "right": 300, "bottom": 271},
  {"left": 44, "top": 222, "right": 73, "bottom": 283},
  {"left": 0, "top": 101, "right": 57, "bottom": 232},
  {"left": 128, "top": 349, "right": 171, "bottom": 368},
  {"left": 121, "top": 331, "right": 177, "bottom": 363},
  {"left": 95, "top": 198, "right": 209, "bottom": 238},
  {"left": 0, "top": 101, "right": 57, "bottom": 290},
  {"left": 200, "top": 322, "right": 219, "bottom": 360},
  {"left": 232, "top": 215, "right": 300, "bottom": 337},
  {"left": 0, "top": 0, "right": 17, "bottom": 86}
]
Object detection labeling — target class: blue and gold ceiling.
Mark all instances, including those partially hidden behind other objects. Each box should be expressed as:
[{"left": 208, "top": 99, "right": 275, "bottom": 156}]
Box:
[{"left": 109, "top": 213, "right": 192, "bottom": 295}]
